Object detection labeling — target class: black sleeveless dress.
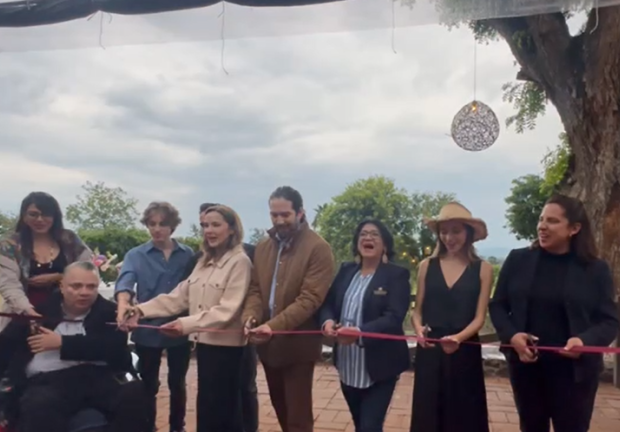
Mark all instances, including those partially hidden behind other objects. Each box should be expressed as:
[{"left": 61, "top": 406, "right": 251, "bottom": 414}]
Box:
[{"left": 410, "top": 258, "right": 489, "bottom": 432}]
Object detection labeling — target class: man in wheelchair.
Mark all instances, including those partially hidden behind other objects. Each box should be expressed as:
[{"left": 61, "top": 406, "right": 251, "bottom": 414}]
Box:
[{"left": 0, "top": 261, "right": 147, "bottom": 432}]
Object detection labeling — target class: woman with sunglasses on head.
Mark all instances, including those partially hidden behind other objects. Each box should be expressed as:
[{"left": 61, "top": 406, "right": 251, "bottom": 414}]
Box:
[
  {"left": 410, "top": 202, "right": 494, "bottom": 432},
  {"left": 0, "top": 192, "right": 93, "bottom": 331},
  {"left": 490, "top": 194, "right": 619, "bottom": 432},
  {"left": 319, "top": 219, "right": 411, "bottom": 432}
]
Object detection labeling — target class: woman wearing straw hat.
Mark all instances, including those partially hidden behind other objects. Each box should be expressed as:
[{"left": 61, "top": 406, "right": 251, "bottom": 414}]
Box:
[{"left": 410, "top": 202, "right": 494, "bottom": 432}]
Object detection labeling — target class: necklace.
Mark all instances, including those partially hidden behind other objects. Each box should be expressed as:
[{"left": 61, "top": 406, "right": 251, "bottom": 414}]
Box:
[{"left": 35, "top": 246, "right": 55, "bottom": 269}]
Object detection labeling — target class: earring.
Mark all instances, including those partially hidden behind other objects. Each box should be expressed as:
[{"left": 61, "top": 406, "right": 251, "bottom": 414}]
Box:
[{"left": 382, "top": 252, "right": 388, "bottom": 264}]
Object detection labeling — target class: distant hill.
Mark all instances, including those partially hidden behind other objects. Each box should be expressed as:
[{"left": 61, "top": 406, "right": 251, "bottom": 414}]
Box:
[{"left": 477, "top": 246, "right": 513, "bottom": 260}]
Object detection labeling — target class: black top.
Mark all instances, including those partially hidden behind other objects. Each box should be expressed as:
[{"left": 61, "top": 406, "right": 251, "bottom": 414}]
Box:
[
  {"left": 318, "top": 261, "right": 412, "bottom": 383},
  {"left": 489, "top": 247, "right": 619, "bottom": 380},
  {"left": 422, "top": 258, "right": 482, "bottom": 334},
  {"left": 27, "top": 248, "right": 68, "bottom": 308},
  {"left": 525, "top": 249, "right": 572, "bottom": 347},
  {"left": 29, "top": 250, "right": 67, "bottom": 278}
]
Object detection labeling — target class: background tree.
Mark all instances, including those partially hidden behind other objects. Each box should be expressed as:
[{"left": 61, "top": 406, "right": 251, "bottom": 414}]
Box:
[
  {"left": 435, "top": 5, "right": 620, "bottom": 292},
  {"left": 248, "top": 228, "right": 268, "bottom": 245},
  {"left": 504, "top": 174, "right": 547, "bottom": 241},
  {"left": 189, "top": 223, "right": 202, "bottom": 239},
  {"left": 66, "top": 181, "right": 139, "bottom": 232},
  {"left": 504, "top": 133, "right": 571, "bottom": 241},
  {"left": 313, "top": 175, "right": 455, "bottom": 269},
  {"left": 541, "top": 132, "right": 571, "bottom": 196},
  {"left": 0, "top": 211, "right": 17, "bottom": 238},
  {"left": 410, "top": 191, "right": 457, "bottom": 259},
  {"left": 313, "top": 176, "right": 415, "bottom": 267},
  {"left": 486, "top": 256, "right": 501, "bottom": 265}
]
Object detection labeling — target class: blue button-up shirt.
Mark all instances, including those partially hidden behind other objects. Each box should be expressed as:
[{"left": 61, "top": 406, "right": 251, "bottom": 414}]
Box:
[{"left": 115, "top": 240, "right": 194, "bottom": 348}]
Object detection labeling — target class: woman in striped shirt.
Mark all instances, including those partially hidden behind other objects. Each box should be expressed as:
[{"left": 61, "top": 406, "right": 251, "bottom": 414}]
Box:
[{"left": 319, "top": 219, "right": 411, "bottom": 432}]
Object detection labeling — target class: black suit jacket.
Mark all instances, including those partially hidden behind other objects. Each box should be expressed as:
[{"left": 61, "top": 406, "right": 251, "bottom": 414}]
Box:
[
  {"left": 180, "top": 242, "right": 255, "bottom": 281},
  {"left": 318, "top": 262, "right": 411, "bottom": 383},
  {"left": 489, "top": 247, "right": 619, "bottom": 379},
  {"left": 0, "top": 292, "right": 134, "bottom": 388}
]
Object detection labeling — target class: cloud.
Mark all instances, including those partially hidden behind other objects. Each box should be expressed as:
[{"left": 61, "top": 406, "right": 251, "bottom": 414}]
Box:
[{"left": 0, "top": 22, "right": 564, "bottom": 251}]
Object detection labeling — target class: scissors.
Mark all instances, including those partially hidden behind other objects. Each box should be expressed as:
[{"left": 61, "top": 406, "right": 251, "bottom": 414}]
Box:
[{"left": 526, "top": 334, "right": 539, "bottom": 359}]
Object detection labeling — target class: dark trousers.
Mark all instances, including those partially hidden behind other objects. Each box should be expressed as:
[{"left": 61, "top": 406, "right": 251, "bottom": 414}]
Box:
[
  {"left": 135, "top": 342, "right": 191, "bottom": 432},
  {"left": 240, "top": 344, "right": 259, "bottom": 432},
  {"left": 18, "top": 365, "right": 147, "bottom": 432},
  {"left": 263, "top": 362, "right": 315, "bottom": 432},
  {"left": 341, "top": 378, "right": 397, "bottom": 432},
  {"left": 508, "top": 358, "right": 599, "bottom": 432},
  {"left": 196, "top": 343, "right": 244, "bottom": 432}
]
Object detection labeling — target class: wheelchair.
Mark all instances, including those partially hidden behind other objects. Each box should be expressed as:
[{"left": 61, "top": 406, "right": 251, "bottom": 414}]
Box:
[{"left": 0, "top": 352, "right": 140, "bottom": 432}]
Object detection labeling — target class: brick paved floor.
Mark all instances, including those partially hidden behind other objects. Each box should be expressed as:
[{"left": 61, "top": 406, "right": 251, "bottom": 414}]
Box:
[{"left": 156, "top": 359, "right": 620, "bottom": 432}]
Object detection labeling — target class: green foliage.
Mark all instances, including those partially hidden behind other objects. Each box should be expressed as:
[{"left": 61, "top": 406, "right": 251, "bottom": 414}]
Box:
[
  {"left": 248, "top": 228, "right": 268, "bottom": 245},
  {"left": 313, "top": 175, "right": 455, "bottom": 269},
  {"left": 0, "top": 211, "right": 17, "bottom": 238},
  {"left": 486, "top": 256, "right": 501, "bottom": 265},
  {"left": 66, "top": 181, "right": 139, "bottom": 231},
  {"left": 541, "top": 132, "right": 571, "bottom": 195},
  {"left": 469, "top": 20, "right": 498, "bottom": 43},
  {"left": 188, "top": 223, "right": 202, "bottom": 239},
  {"left": 175, "top": 236, "right": 202, "bottom": 252},
  {"left": 504, "top": 174, "right": 547, "bottom": 241},
  {"left": 410, "top": 191, "right": 457, "bottom": 258},
  {"left": 79, "top": 227, "right": 148, "bottom": 283},
  {"left": 504, "top": 133, "right": 570, "bottom": 242},
  {"left": 502, "top": 82, "right": 547, "bottom": 133},
  {"left": 79, "top": 227, "right": 150, "bottom": 259}
]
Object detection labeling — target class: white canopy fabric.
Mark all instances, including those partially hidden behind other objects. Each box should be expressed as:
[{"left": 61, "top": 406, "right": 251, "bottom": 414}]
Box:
[{"left": 0, "top": 0, "right": 615, "bottom": 52}]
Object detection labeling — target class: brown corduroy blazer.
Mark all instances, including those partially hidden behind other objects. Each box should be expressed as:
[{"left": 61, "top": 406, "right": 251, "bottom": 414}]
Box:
[{"left": 242, "top": 222, "right": 335, "bottom": 368}]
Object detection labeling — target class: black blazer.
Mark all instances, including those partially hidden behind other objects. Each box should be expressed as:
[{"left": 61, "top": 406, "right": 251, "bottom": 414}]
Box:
[
  {"left": 0, "top": 291, "right": 134, "bottom": 388},
  {"left": 318, "top": 261, "right": 411, "bottom": 383},
  {"left": 489, "top": 247, "right": 619, "bottom": 379}
]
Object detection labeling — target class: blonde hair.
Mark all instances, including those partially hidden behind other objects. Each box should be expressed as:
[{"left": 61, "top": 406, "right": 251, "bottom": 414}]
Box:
[
  {"left": 430, "top": 222, "right": 480, "bottom": 263},
  {"left": 200, "top": 205, "right": 244, "bottom": 265}
]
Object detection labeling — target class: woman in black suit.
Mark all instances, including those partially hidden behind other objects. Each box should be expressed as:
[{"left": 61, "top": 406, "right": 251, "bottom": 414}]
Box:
[
  {"left": 319, "top": 219, "right": 411, "bottom": 432},
  {"left": 489, "top": 194, "right": 619, "bottom": 432}
]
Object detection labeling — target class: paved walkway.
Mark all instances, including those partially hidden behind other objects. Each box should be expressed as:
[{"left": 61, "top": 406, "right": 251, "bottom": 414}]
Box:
[{"left": 156, "top": 360, "right": 620, "bottom": 432}]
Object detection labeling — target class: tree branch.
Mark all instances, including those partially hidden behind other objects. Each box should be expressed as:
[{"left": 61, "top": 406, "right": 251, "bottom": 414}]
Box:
[
  {"left": 516, "top": 68, "right": 538, "bottom": 83},
  {"left": 488, "top": 13, "right": 575, "bottom": 106}
]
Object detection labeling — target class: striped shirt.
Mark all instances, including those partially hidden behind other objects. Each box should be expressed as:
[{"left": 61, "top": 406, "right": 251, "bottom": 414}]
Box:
[{"left": 336, "top": 271, "right": 374, "bottom": 389}]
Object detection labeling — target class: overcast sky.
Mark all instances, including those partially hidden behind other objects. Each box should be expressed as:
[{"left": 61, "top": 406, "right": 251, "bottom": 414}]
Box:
[{"left": 0, "top": 21, "right": 565, "bottom": 251}]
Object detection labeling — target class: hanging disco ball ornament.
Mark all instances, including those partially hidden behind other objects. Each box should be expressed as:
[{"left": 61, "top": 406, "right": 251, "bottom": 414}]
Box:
[{"left": 450, "top": 100, "right": 500, "bottom": 152}]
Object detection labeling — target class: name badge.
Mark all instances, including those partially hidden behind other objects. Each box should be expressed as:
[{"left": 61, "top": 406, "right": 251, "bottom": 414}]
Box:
[{"left": 373, "top": 287, "right": 387, "bottom": 296}]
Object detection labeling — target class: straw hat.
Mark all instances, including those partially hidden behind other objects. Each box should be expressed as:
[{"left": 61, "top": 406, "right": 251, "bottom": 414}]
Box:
[{"left": 423, "top": 202, "right": 488, "bottom": 242}]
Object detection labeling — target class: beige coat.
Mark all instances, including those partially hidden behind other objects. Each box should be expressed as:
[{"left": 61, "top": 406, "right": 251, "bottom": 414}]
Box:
[{"left": 138, "top": 244, "right": 252, "bottom": 347}]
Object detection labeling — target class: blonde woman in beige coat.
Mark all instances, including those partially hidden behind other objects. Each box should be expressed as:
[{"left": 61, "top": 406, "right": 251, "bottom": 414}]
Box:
[{"left": 123, "top": 204, "right": 251, "bottom": 432}]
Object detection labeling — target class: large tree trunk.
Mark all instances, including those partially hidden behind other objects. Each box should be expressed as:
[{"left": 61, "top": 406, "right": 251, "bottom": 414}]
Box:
[{"left": 489, "top": 8, "right": 620, "bottom": 294}]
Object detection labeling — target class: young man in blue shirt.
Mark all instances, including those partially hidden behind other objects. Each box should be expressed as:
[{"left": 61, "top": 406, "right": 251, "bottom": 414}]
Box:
[{"left": 115, "top": 202, "right": 194, "bottom": 432}]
